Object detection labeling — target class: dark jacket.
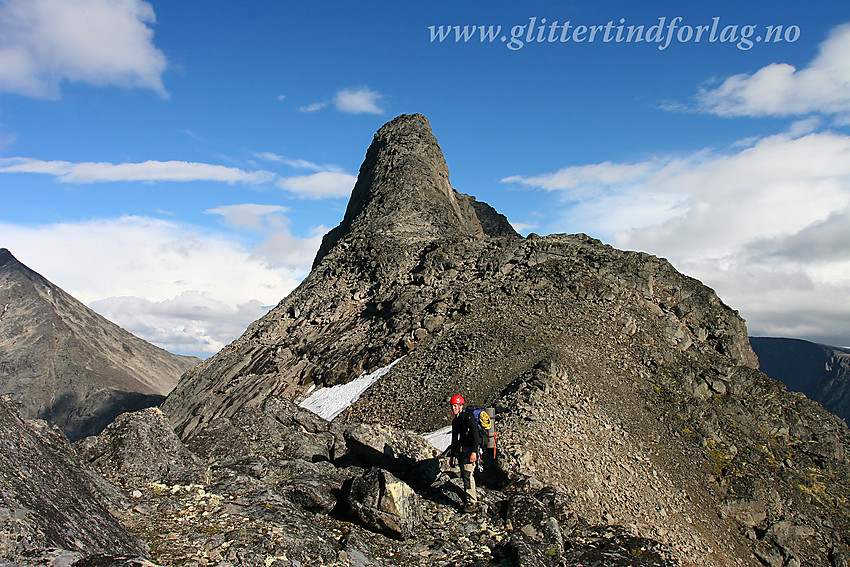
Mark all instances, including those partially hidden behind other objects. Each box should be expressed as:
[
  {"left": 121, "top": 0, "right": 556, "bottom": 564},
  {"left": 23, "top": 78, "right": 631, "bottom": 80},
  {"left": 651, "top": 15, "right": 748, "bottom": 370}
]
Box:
[{"left": 450, "top": 409, "right": 481, "bottom": 462}]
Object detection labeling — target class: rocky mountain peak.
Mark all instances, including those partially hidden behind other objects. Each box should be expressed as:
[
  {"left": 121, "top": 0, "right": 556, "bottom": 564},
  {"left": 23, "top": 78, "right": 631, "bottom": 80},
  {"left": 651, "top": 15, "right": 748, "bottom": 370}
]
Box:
[
  {"left": 0, "top": 247, "right": 17, "bottom": 267},
  {"left": 159, "top": 115, "right": 849, "bottom": 566},
  {"left": 0, "top": 248, "right": 37, "bottom": 281},
  {"left": 313, "top": 113, "right": 490, "bottom": 267}
]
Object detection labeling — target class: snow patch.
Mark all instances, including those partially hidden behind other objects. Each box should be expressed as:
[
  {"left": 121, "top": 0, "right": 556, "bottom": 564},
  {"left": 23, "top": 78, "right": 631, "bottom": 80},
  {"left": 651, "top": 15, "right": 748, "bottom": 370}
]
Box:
[
  {"left": 423, "top": 425, "right": 452, "bottom": 452},
  {"left": 298, "top": 357, "right": 404, "bottom": 421}
]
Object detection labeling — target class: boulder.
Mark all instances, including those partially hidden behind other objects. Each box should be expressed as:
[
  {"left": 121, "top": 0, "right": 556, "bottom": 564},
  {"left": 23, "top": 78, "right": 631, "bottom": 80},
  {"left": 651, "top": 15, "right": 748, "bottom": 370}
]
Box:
[
  {"left": 276, "top": 459, "right": 349, "bottom": 514},
  {"left": 344, "top": 422, "right": 440, "bottom": 486},
  {"left": 346, "top": 468, "right": 423, "bottom": 540},
  {"left": 75, "top": 407, "right": 205, "bottom": 488},
  {"left": 505, "top": 494, "right": 565, "bottom": 559}
]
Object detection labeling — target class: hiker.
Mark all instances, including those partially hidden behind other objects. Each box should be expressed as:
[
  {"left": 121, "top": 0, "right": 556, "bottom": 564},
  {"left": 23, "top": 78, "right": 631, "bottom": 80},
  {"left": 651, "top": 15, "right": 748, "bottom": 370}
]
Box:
[{"left": 448, "top": 394, "right": 480, "bottom": 512}]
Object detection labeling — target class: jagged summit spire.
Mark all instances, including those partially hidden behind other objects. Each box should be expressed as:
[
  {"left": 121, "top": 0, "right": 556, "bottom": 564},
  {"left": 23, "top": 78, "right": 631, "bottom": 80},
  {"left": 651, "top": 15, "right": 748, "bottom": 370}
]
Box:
[{"left": 313, "top": 114, "right": 488, "bottom": 267}]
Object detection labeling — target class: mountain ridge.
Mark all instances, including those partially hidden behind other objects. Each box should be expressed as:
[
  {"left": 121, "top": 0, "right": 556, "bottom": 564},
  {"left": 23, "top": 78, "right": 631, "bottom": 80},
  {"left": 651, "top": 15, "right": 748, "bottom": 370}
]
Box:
[{"left": 159, "top": 114, "right": 848, "bottom": 566}]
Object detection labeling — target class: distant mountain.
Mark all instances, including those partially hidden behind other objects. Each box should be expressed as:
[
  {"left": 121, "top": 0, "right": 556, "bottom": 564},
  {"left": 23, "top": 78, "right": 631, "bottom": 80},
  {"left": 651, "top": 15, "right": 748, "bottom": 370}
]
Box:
[
  {"left": 750, "top": 336, "right": 850, "bottom": 422},
  {"left": 0, "top": 248, "right": 199, "bottom": 441}
]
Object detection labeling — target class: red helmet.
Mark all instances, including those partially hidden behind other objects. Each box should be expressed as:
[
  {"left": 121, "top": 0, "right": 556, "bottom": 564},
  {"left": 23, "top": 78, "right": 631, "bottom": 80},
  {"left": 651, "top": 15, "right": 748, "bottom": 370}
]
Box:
[{"left": 450, "top": 394, "right": 465, "bottom": 405}]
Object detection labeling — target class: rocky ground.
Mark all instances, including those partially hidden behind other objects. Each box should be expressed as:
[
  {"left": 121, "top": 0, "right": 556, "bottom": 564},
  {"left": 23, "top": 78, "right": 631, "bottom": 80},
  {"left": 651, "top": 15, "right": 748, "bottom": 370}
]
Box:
[
  {"left": 76, "top": 399, "right": 681, "bottom": 567},
  {"left": 0, "top": 393, "right": 689, "bottom": 567}
]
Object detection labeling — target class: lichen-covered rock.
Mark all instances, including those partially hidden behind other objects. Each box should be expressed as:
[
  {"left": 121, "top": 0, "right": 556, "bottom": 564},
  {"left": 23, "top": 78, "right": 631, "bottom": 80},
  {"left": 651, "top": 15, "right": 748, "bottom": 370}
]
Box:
[
  {"left": 347, "top": 468, "right": 423, "bottom": 540},
  {"left": 0, "top": 396, "right": 148, "bottom": 562},
  {"left": 75, "top": 407, "right": 205, "bottom": 488}
]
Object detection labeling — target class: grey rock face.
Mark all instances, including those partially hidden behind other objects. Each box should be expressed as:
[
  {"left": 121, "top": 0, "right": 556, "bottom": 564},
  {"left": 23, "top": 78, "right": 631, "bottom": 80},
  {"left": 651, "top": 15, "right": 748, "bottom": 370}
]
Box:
[
  {"left": 313, "top": 113, "right": 491, "bottom": 267},
  {"left": 0, "top": 249, "right": 199, "bottom": 441},
  {"left": 0, "top": 396, "right": 148, "bottom": 561}
]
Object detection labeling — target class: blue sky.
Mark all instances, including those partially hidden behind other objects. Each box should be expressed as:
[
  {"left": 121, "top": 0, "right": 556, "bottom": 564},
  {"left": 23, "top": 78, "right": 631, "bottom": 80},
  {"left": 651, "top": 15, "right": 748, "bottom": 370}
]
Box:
[{"left": 2, "top": 0, "right": 849, "bottom": 357}]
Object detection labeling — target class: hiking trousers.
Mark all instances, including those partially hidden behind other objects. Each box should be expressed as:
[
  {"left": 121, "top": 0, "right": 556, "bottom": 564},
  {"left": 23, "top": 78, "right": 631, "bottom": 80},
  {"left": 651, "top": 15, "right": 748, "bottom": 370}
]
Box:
[{"left": 461, "top": 462, "right": 477, "bottom": 505}]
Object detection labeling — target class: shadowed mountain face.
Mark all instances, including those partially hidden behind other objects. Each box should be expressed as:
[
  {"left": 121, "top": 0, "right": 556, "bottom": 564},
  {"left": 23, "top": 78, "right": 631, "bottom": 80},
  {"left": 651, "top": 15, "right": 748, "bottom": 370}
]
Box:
[
  {"left": 751, "top": 336, "right": 850, "bottom": 422},
  {"left": 162, "top": 114, "right": 850, "bottom": 566},
  {"left": 0, "top": 249, "right": 199, "bottom": 441}
]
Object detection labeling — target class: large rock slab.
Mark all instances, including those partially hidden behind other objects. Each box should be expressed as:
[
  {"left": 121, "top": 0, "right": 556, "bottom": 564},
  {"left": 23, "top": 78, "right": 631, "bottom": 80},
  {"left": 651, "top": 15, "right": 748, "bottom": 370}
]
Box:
[
  {"left": 346, "top": 468, "right": 422, "bottom": 540},
  {"left": 75, "top": 407, "right": 206, "bottom": 488},
  {"left": 0, "top": 396, "right": 148, "bottom": 561}
]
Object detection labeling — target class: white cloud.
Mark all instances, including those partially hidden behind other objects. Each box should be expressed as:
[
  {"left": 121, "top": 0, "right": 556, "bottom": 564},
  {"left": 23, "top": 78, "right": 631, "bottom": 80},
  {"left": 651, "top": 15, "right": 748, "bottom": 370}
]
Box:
[
  {"left": 1, "top": 215, "right": 324, "bottom": 355},
  {"left": 299, "top": 102, "right": 326, "bottom": 113},
  {"left": 0, "top": 0, "right": 167, "bottom": 98},
  {"left": 616, "top": 132, "right": 850, "bottom": 260},
  {"left": 503, "top": 130, "right": 850, "bottom": 346},
  {"left": 334, "top": 86, "right": 385, "bottom": 114},
  {"left": 277, "top": 171, "right": 356, "bottom": 199},
  {"left": 253, "top": 227, "right": 327, "bottom": 271},
  {"left": 0, "top": 158, "right": 276, "bottom": 184},
  {"left": 509, "top": 221, "right": 539, "bottom": 234},
  {"left": 206, "top": 204, "right": 290, "bottom": 232},
  {"left": 296, "top": 86, "right": 387, "bottom": 115},
  {"left": 503, "top": 161, "right": 656, "bottom": 193},
  {"left": 503, "top": 160, "right": 687, "bottom": 236},
  {"left": 253, "top": 152, "right": 344, "bottom": 174},
  {"left": 697, "top": 23, "right": 850, "bottom": 120},
  {"left": 89, "top": 293, "right": 269, "bottom": 355}
]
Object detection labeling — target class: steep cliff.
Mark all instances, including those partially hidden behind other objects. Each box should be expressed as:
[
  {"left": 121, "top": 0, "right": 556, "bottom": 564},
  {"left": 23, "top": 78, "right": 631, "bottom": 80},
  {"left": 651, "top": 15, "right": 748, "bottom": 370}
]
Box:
[{"left": 751, "top": 337, "right": 850, "bottom": 423}]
